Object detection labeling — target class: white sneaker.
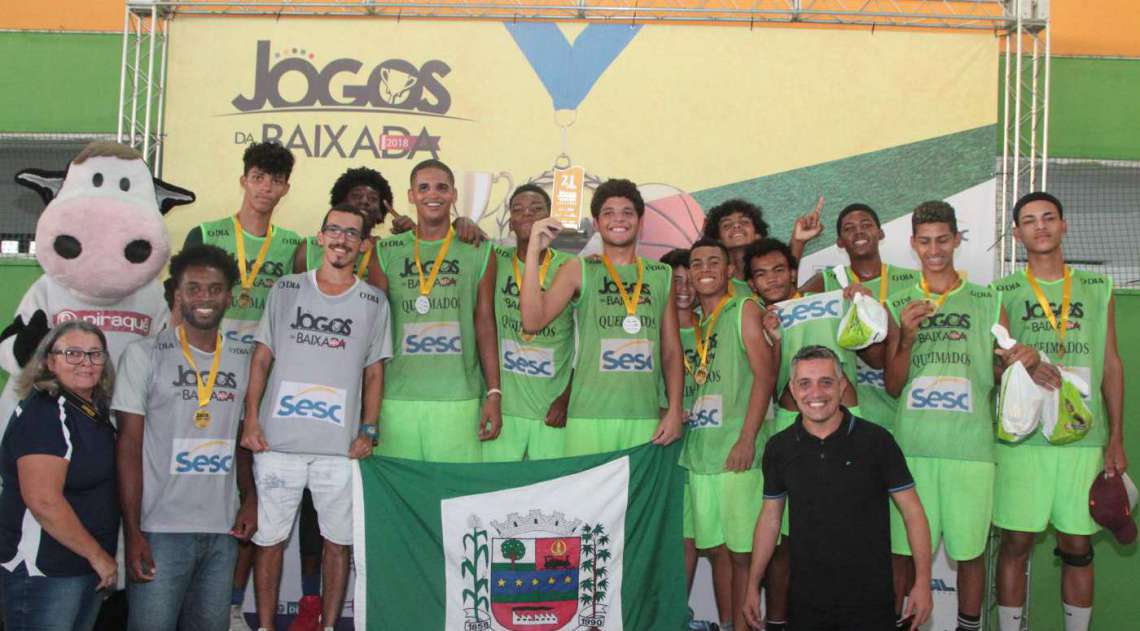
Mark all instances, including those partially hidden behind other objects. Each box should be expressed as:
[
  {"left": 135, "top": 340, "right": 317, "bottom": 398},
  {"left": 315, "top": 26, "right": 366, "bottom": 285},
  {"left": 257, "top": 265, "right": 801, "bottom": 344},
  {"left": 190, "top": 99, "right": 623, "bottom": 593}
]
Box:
[{"left": 228, "top": 604, "right": 253, "bottom": 631}]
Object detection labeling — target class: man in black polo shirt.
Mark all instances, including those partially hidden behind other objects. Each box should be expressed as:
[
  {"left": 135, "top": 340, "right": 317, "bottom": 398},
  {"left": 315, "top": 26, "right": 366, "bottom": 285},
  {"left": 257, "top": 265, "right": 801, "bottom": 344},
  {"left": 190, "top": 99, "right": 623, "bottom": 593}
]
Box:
[{"left": 743, "top": 345, "right": 933, "bottom": 631}]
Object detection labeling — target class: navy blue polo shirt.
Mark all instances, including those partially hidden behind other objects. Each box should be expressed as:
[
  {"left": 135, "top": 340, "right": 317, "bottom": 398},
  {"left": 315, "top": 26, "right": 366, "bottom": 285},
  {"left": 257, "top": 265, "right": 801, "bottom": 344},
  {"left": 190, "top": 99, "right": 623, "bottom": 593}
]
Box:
[
  {"left": 0, "top": 388, "right": 119, "bottom": 577},
  {"left": 762, "top": 408, "right": 914, "bottom": 620}
]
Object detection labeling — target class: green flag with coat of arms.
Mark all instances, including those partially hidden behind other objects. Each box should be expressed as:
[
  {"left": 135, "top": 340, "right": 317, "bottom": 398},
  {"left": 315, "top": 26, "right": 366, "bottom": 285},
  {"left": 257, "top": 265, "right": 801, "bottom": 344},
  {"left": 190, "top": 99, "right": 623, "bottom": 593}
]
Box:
[{"left": 351, "top": 443, "right": 687, "bottom": 630}]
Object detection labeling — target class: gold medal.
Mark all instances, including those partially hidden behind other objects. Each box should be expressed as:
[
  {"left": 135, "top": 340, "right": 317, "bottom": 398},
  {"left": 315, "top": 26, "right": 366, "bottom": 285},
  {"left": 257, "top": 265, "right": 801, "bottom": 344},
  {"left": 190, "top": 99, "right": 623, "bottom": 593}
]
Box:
[
  {"left": 692, "top": 284, "right": 735, "bottom": 387},
  {"left": 194, "top": 408, "right": 212, "bottom": 429},
  {"left": 178, "top": 326, "right": 224, "bottom": 430},
  {"left": 919, "top": 272, "right": 961, "bottom": 315},
  {"left": 1025, "top": 265, "right": 1072, "bottom": 359},
  {"left": 513, "top": 250, "right": 552, "bottom": 343},
  {"left": 233, "top": 216, "right": 275, "bottom": 309}
]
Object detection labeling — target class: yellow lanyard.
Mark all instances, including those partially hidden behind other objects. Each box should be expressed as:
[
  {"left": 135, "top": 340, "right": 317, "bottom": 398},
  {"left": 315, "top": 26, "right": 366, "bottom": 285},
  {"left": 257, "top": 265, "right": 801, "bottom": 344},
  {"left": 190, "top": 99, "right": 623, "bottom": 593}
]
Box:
[
  {"left": 1025, "top": 265, "right": 1072, "bottom": 352},
  {"left": 356, "top": 247, "right": 373, "bottom": 279},
  {"left": 232, "top": 217, "right": 274, "bottom": 293},
  {"left": 848, "top": 263, "right": 889, "bottom": 304},
  {"left": 692, "top": 284, "right": 735, "bottom": 384},
  {"left": 177, "top": 326, "right": 223, "bottom": 428},
  {"left": 601, "top": 255, "right": 644, "bottom": 318},
  {"left": 513, "top": 250, "right": 553, "bottom": 292},
  {"left": 920, "top": 273, "right": 961, "bottom": 312},
  {"left": 413, "top": 226, "right": 454, "bottom": 298}
]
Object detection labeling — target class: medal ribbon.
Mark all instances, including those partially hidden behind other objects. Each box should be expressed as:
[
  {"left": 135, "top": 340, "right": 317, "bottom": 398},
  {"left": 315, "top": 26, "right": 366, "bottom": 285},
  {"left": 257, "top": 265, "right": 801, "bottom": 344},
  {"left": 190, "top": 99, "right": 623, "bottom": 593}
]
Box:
[
  {"left": 602, "top": 255, "right": 644, "bottom": 318},
  {"left": 919, "top": 272, "right": 962, "bottom": 311},
  {"left": 177, "top": 326, "right": 223, "bottom": 410},
  {"left": 356, "top": 247, "right": 373, "bottom": 279},
  {"left": 694, "top": 284, "right": 735, "bottom": 376},
  {"left": 232, "top": 216, "right": 275, "bottom": 294},
  {"left": 848, "top": 263, "right": 890, "bottom": 304},
  {"left": 513, "top": 249, "right": 553, "bottom": 293},
  {"left": 413, "top": 226, "right": 454, "bottom": 298},
  {"left": 1025, "top": 265, "right": 1072, "bottom": 347}
]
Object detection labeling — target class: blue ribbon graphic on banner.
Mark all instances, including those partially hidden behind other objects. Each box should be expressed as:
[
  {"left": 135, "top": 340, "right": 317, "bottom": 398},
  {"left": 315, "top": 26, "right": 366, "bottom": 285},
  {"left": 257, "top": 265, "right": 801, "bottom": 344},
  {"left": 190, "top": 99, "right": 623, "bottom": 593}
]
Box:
[{"left": 505, "top": 23, "right": 641, "bottom": 110}]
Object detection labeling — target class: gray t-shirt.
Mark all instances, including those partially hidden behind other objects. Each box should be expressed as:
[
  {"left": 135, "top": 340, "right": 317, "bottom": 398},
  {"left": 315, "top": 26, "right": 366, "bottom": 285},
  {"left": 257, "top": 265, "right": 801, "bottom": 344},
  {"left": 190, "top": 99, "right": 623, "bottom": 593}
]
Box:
[
  {"left": 112, "top": 329, "right": 251, "bottom": 534},
  {"left": 255, "top": 271, "right": 392, "bottom": 456}
]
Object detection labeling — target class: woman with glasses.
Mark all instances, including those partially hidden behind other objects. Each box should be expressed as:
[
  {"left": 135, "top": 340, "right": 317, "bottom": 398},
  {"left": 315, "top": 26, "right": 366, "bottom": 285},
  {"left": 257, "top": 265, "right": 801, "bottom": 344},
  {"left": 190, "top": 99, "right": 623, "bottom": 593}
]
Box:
[{"left": 0, "top": 320, "right": 119, "bottom": 631}]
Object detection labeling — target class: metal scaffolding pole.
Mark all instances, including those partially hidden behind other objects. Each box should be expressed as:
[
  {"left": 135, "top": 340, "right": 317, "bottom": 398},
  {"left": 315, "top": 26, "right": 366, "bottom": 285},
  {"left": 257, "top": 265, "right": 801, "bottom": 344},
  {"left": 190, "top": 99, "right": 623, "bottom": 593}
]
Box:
[{"left": 118, "top": 1, "right": 172, "bottom": 168}]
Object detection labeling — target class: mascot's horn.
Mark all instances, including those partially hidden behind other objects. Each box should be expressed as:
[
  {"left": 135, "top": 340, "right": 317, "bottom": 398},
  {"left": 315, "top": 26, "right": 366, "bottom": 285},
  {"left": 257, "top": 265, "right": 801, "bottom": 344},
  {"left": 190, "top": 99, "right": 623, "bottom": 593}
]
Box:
[{"left": 15, "top": 169, "right": 197, "bottom": 216}]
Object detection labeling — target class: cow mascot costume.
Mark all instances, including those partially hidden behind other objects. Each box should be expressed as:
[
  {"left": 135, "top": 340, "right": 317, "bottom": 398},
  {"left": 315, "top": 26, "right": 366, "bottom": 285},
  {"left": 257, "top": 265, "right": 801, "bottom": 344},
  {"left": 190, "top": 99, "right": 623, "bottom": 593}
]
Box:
[{"left": 0, "top": 141, "right": 195, "bottom": 433}]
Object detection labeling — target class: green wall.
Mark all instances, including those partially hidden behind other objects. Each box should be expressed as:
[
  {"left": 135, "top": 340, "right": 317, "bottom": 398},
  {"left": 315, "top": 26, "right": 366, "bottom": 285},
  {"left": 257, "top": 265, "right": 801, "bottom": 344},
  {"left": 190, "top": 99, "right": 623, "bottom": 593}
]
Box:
[
  {"left": 1000, "top": 56, "right": 1140, "bottom": 161},
  {"left": 0, "top": 260, "right": 44, "bottom": 393},
  {"left": 0, "top": 32, "right": 121, "bottom": 132},
  {"left": 1026, "top": 288, "right": 1140, "bottom": 630}
]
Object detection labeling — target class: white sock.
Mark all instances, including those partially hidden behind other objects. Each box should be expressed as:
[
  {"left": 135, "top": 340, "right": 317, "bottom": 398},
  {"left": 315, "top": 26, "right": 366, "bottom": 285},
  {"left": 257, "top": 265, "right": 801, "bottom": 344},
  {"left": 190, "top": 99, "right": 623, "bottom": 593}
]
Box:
[
  {"left": 998, "top": 605, "right": 1023, "bottom": 631},
  {"left": 1063, "top": 603, "right": 1091, "bottom": 631}
]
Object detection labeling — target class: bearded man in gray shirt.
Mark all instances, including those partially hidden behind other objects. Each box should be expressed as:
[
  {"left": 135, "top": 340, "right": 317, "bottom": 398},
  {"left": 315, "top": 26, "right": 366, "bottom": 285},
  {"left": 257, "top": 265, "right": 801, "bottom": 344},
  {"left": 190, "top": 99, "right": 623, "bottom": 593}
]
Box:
[
  {"left": 240, "top": 203, "right": 392, "bottom": 631},
  {"left": 114, "top": 244, "right": 257, "bottom": 631}
]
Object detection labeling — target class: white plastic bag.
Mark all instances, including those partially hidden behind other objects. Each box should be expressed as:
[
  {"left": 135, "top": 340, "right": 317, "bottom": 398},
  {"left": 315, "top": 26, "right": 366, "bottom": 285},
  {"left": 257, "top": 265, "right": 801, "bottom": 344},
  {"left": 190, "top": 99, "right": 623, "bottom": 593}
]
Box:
[
  {"left": 834, "top": 265, "right": 889, "bottom": 350},
  {"left": 991, "top": 325, "right": 1045, "bottom": 442}
]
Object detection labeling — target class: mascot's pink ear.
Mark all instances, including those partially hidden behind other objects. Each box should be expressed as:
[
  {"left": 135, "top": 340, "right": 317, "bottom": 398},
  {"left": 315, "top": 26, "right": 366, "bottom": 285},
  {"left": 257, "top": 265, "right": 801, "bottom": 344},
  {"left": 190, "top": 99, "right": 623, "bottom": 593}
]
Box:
[{"left": 15, "top": 169, "right": 197, "bottom": 215}]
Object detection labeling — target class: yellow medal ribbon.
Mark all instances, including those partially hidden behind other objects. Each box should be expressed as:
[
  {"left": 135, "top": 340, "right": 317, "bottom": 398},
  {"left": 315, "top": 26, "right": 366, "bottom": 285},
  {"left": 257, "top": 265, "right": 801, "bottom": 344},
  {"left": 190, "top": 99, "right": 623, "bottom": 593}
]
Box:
[
  {"left": 848, "top": 263, "right": 890, "bottom": 304},
  {"left": 601, "top": 255, "right": 645, "bottom": 318},
  {"left": 177, "top": 326, "right": 223, "bottom": 428},
  {"left": 513, "top": 249, "right": 553, "bottom": 293},
  {"left": 1025, "top": 265, "right": 1072, "bottom": 354},
  {"left": 356, "top": 246, "right": 373, "bottom": 279},
  {"left": 414, "top": 226, "right": 454, "bottom": 298},
  {"left": 232, "top": 216, "right": 275, "bottom": 297},
  {"left": 919, "top": 272, "right": 962, "bottom": 312},
  {"left": 693, "top": 284, "right": 735, "bottom": 384}
]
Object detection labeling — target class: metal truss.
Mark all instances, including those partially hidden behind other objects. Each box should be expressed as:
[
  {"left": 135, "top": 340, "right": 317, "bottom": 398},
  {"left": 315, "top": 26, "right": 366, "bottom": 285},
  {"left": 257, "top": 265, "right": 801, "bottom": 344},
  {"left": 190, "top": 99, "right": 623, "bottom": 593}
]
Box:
[
  {"left": 125, "top": 1, "right": 1026, "bottom": 29},
  {"left": 117, "top": 2, "right": 172, "bottom": 176},
  {"left": 998, "top": 0, "right": 1050, "bottom": 278}
]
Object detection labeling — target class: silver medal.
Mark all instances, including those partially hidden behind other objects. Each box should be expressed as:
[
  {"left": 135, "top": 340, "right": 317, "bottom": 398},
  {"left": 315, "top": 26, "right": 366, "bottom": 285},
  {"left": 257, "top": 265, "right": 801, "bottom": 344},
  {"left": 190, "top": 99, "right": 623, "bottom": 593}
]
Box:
[
  {"left": 622, "top": 315, "right": 642, "bottom": 334},
  {"left": 414, "top": 295, "right": 431, "bottom": 315}
]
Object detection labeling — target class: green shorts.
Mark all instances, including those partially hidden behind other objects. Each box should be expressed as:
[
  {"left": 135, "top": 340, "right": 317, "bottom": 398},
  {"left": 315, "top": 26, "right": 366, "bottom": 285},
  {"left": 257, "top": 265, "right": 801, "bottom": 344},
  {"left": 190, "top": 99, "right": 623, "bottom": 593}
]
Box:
[
  {"left": 772, "top": 406, "right": 862, "bottom": 537},
  {"left": 994, "top": 445, "right": 1102, "bottom": 535},
  {"left": 374, "top": 398, "right": 482, "bottom": 463},
  {"left": 563, "top": 417, "right": 658, "bottom": 457},
  {"left": 481, "top": 414, "right": 567, "bottom": 463},
  {"left": 689, "top": 469, "right": 764, "bottom": 553},
  {"left": 683, "top": 478, "right": 695, "bottom": 540},
  {"left": 890, "top": 456, "right": 994, "bottom": 561}
]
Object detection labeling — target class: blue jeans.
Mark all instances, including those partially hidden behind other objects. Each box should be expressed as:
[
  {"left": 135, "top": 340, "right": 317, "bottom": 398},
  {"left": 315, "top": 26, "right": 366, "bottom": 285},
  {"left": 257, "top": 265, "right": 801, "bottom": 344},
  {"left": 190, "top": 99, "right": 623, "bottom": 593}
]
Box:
[
  {"left": 126, "top": 532, "right": 238, "bottom": 631},
  {"left": 0, "top": 565, "right": 102, "bottom": 631}
]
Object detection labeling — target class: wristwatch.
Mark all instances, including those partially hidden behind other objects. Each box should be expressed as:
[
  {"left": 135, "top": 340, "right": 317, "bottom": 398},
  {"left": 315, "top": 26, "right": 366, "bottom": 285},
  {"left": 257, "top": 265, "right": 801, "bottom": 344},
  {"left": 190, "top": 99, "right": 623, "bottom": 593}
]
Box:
[{"left": 359, "top": 423, "right": 379, "bottom": 445}]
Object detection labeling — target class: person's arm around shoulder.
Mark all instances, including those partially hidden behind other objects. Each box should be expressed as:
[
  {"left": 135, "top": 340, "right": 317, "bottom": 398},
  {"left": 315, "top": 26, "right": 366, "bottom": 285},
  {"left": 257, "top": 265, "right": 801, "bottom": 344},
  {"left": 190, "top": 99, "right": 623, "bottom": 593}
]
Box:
[
  {"left": 519, "top": 218, "right": 581, "bottom": 334},
  {"left": 291, "top": 240, "right": 308, "bottom": 274}
]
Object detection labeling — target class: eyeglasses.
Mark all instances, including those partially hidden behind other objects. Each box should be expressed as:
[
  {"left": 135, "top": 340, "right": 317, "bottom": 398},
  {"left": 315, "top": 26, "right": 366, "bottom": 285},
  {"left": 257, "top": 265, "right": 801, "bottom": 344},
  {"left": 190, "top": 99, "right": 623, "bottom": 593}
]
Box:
[
  {"left": 52, "top": 348, "right": 107, "bottom": 365},
  {"left": 323, "top": 225, "right": 363, "bottom": 242}
]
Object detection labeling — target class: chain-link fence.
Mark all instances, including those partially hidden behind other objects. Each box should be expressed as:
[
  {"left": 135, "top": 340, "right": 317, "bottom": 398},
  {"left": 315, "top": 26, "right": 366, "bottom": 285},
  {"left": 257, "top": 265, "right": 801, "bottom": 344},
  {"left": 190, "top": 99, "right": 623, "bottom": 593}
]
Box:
[
  {"left": 1000, "top": 158, "right": 1140, "bottom": 288},
  {"left": 0, "top": 133, "right": 118, "bottom": 255}
]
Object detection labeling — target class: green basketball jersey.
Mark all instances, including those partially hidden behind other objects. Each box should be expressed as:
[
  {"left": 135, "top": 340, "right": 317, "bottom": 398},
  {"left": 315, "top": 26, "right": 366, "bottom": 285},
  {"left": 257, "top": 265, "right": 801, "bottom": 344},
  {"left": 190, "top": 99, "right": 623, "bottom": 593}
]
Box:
[
  {"left": 197, "top": 217, "right": 304, "bottom": 345},
  {"left": 822, "top": 263, "right": 920, "bottom": 431},
  {"left": 887, "top": 280, "right": 1001, "bottom": 462},
  {"left": 376, "top": 232, "right": 491, "bottom": 401},
  {"left": 493, "top": 246, "right": 575, "bottom": 420},
  {"left": 568, "top": 257, "right": 672, "bottom": 420},
  {"left": 773, "top": 290, "right": 859, "bottom": 401},
  {"left": 679, "top": 294, "right": 762, "bottom": 474},
  {"left": 991, "top": 268, "right": 1112, "bottom": 447},
  {"left": 303, "top": 234, "right": 374, "bottom": 275},
  {"left": 730, "top": 277, "right": 754, "bottom": 300}
]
